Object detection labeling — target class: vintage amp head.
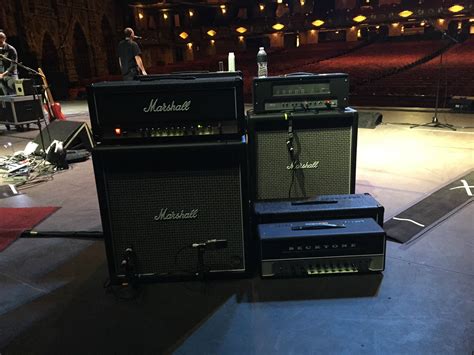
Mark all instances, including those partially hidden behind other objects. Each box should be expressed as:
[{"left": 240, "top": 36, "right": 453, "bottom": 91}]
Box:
[
  {"left": 253, "top": 73, "right": 349, "bottom": 114},
  {"left": 258, "top": 218, "right": 386, "bottom": 278},
  {"left": 87, "top": 73, "right": 244, "bottom": 145}
]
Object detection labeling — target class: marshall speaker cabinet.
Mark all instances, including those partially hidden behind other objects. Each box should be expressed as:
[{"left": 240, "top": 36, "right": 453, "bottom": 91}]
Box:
[
  {"left": 247, "top": 108, "right": 358, "bottom": 201},
  {"left": 93, "top": 139, "right": 251, "bottom": 283}
]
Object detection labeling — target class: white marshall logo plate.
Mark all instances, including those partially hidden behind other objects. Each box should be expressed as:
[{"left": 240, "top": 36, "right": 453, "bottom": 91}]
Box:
[
  {"left": 154, "top": 208, "right": 198, "bottom": 221},
  {"left": 144, "top": 99, "right": 191, "bottom": 113},
  {"left": 287, "top": 161, "right": 320, "bottom": 170}
]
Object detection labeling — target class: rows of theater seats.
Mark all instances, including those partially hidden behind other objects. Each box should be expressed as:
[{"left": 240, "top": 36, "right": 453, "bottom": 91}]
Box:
[
  {"left": 355, "top": 36, "right": 474, "bottom": 103},
  {"left": 75, "top": 36, "right": 473, "bottom": 107}
]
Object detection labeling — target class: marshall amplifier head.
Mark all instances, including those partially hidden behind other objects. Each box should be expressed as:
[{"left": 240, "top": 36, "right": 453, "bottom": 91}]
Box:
[
  {"left": 253, "top": 73, "right": 349, "bottom": 114},
  {"left": 258, "top": 218, "right": 386, "bottom": 278},
  {"left": 87, "top": 73, "right": 244, "bottom": 145}
]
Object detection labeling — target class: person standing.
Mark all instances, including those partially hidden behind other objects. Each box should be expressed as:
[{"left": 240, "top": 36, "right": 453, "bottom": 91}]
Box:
[
  {"left": 0, "top": 31, "right": 18, "bottom": 95},
  {"left": 118, "top": 27, "right": 147, "bottom": 81}
]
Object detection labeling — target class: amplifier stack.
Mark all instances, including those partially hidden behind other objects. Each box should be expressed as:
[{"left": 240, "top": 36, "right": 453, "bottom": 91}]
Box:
[
  {"left": 88, "top": 71, "right": 386, "bottom": 284},
  {"left": 88, "top": 72, "right": 252, "bottom": 284},
  {"left": 248, "top": 73, "right": 357, "bottom": 201}
]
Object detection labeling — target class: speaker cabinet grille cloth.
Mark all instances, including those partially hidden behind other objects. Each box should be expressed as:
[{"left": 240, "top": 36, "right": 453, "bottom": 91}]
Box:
[
  {"left": 93, "top": 140, "right": 249, "bottom": 281},
  {"left": 249, "top": 109, "right": 357, "bottom": 200}
]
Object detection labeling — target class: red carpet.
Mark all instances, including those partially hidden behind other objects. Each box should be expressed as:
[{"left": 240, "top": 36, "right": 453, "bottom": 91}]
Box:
[{"left": 0, "top": 207, "right": 60, "bottom": 252}]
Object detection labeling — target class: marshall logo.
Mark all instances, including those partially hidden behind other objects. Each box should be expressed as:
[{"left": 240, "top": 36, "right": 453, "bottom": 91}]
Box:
[
  {"left": 154, "top": 208, "right": 198, "bottom": 221},
  {"left": 143, "top": 99, "right": 191, "bottom": 113},
  {"left": 287, "top": 161, "right": 320, "bottom": 170}
]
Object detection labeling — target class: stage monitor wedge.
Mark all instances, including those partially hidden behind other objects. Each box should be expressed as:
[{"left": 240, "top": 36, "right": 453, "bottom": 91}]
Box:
[{"left": 33, "top": 120, "right": 94, "bottom": 155}]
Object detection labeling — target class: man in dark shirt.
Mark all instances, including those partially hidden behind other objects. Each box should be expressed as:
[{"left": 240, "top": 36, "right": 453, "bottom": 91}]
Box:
[
  {"left": 118, "top": 27, "right": 147, "bottom": 81},
  {"left": 0, "top": 31, "right": 18, "bottom": 95}
]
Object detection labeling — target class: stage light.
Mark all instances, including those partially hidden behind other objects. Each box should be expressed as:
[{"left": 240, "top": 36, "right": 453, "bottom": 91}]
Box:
[
  {"left": 179, "top": 32, "right": 189, "bottom": 39},
  {"left": 312, "top": 19, "right": 325, "bottom": 27},
  {"left": 399, "top": 10, "right": 413, "bottom": 18},
  {"left": 207, "top": 29, "right": 216, "bottom": 37},
  {"left": 353, "top": 15, "right": 367, "bottom": 23},
  {"left": 272, "top": 23, "right": 285, "bottom": 30},
  {"left": 448, "top": 5, "right": 464, "bottom": 13},
  {"left": 236, "top": 27, "right": 247, "bottom": 34}
]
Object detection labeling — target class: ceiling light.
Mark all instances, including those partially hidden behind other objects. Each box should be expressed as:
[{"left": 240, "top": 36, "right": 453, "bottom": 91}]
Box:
[
  {"left": 189, "top": 10, "right": 194, "bottom": 17},
  {"left": 399, "top": 10, "right": 413, "bottom": 18},
  {"left": 236, "top": 27, "right": 247, "bottom": 34},
  {"left": 259, "top": 4, "right": 265, "bottom": 11},
  {"left": 353, "top": 15, "right": 367, "bottom": 23},
  {"left": 312, "top": 19, "right": 325, "bottom": 27},
  {"left": 163, "top": 13, "right": 168, "bottom": 20},
  {"left": 138, "top": 13, "right": 144, "bottom": 20},
  {"left": 448, "top": 5, "right": 464, "bottom": 13},
  {"left": 187, "top": 42, "right": 193, "bottom": 49},
  {"left": 272, "top": 23, "right": 285, "bottom": 30},
  {"left": 207, "top": 30, "right": 216, "bottom": 37},
  {"left": 179, "top": 32, "right": 189, "bottom": 39}
]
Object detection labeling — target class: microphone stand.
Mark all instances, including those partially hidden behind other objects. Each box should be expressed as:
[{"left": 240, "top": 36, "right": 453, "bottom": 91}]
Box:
[
  {"left": 410, "top": 23, "right": 458, "bottom": 131},
  {"left": 1, "top": 54, "right": 49, "bottom": 155}
]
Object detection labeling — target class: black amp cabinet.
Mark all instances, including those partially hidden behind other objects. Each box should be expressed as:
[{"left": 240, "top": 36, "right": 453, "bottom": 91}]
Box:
[
  {"left": 93, "top": 139, "right": 251, "bottom": 283},
  {"left": 88, "top": 74, "right": 252, "bottom": 283},
  {"left": 247, "top": 108, "right": 358, "bottom": 201}
]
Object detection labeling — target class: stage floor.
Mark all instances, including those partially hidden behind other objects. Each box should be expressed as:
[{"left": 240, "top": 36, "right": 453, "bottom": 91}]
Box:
[{"left": 0, "top": 102, "right": 473, "bottom": 354}]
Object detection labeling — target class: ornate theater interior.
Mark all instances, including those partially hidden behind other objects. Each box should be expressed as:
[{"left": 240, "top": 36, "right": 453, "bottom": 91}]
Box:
[{"left": 0, "top": 0, "right": 473, "bottom": 354}]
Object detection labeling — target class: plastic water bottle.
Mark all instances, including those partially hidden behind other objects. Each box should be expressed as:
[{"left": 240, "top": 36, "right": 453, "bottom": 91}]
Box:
[
  {"left": 257, "top": 47, "right": 268, "bottom": 77},
  {"left": 228, "top": 52, "right": 235, "bottom": 72}
]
